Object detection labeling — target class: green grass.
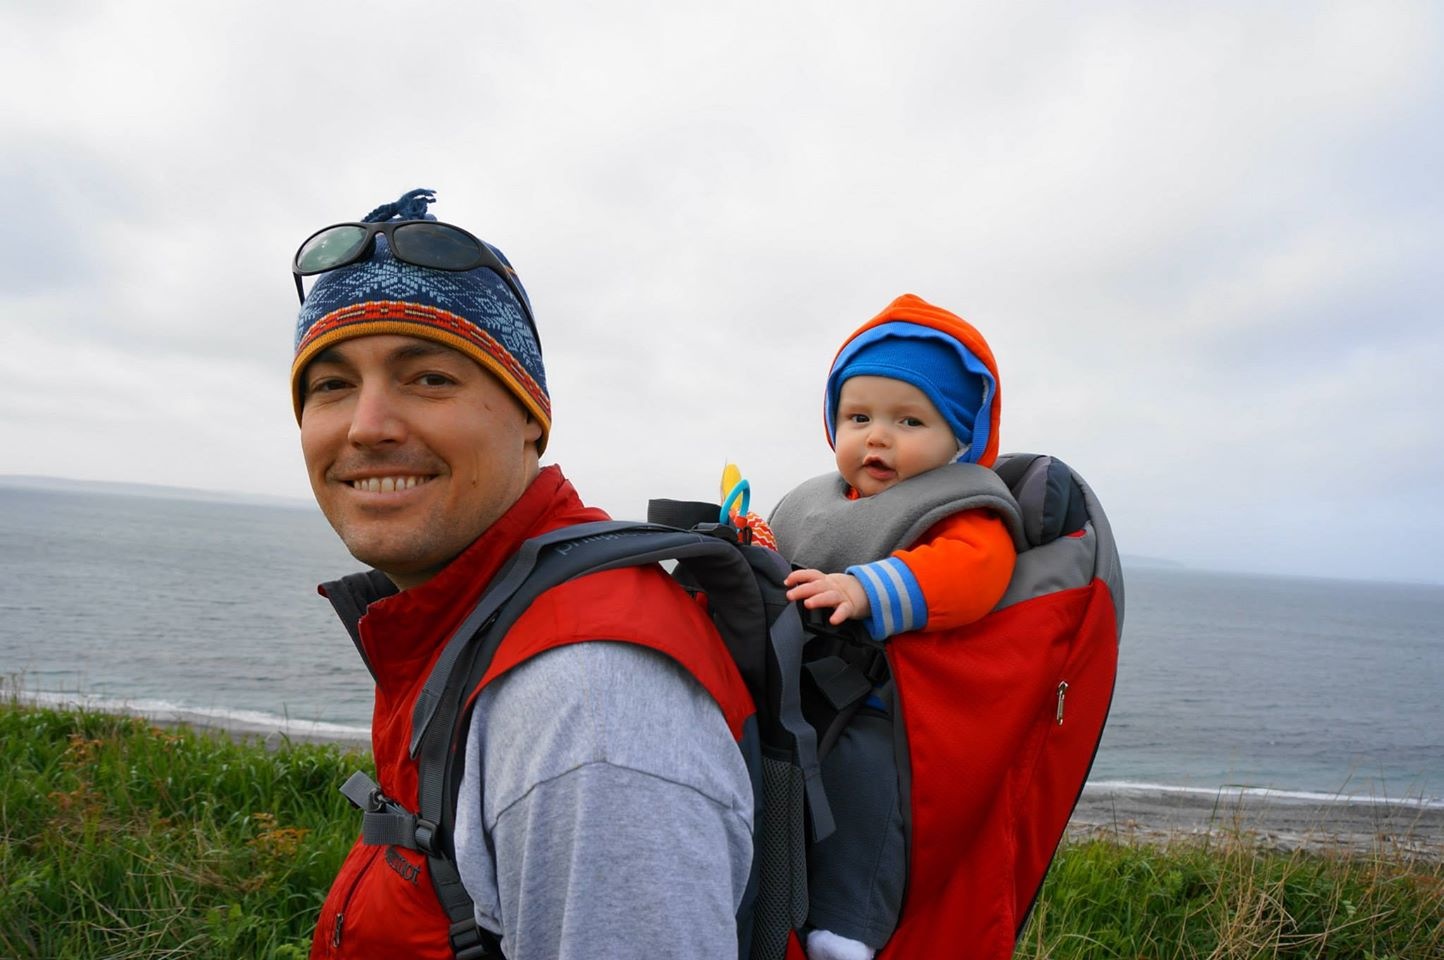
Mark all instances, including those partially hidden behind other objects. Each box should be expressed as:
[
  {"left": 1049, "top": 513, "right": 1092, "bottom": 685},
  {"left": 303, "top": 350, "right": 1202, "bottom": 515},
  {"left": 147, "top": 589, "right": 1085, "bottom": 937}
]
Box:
[
  {"left": 2, "top": 703, "right": 1440, "bottom": 959},
  {"left": 1017, "top": 820, "right": 1443, "bottom": 959},
  {"left": 1, "top": 704, "right": 370, "bottom": 959}
]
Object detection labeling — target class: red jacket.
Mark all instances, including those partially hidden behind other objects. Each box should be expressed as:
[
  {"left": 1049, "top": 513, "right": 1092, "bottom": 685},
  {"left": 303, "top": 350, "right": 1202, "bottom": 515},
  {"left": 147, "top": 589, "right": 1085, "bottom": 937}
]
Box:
[{"left": 309, "top": 466, "right": 753, "bottom": 958}]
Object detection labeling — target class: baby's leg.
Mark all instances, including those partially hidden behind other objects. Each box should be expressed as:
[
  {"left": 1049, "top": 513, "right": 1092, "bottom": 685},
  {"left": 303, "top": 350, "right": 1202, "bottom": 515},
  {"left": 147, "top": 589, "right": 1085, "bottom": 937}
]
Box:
[{"left": 806, "top": 696, "right": 905, "bottom": 954}]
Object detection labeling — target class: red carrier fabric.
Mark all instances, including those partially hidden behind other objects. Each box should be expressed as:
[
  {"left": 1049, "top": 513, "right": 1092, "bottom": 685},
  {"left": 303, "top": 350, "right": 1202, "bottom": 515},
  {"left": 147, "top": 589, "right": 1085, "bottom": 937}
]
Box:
[
  {"left": 880, "top": 575, "right": 1119, "bottom": 959},
  {"left": 768, "top": 453, "right": 1123, "bottom": 959},
  {"left": 876, "top": 454, "right": 1122, "bottom": 958}
]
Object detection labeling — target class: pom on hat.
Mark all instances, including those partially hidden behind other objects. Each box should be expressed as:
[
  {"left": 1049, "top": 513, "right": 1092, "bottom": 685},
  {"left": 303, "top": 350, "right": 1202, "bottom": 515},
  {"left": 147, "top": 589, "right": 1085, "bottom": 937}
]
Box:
[
  {"left": 290, "top": 189, "right": 551, "bottom": 453},
  {"left": 825, "top": 320, "right": 996, "bottom": 465}
]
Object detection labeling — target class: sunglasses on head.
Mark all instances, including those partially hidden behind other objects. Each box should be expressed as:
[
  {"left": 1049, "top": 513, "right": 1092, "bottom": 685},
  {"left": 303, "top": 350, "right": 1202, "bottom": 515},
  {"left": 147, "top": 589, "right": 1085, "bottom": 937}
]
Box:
[{"left": 292, "top": 219, "right": 542, "bottom": 352}]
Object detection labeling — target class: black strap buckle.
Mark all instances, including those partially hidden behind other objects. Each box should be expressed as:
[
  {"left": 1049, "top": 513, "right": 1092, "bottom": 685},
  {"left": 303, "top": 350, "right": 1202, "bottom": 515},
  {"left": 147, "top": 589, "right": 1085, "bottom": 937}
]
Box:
[
  {"left": 859, "top": 643, "right": 891, "bottom": 687},
  {"left": 414, "top": 816, "right": 439, "bottom": 855},
  {"left": 450, "top": 917, "right": 493, "bottom": 960}
]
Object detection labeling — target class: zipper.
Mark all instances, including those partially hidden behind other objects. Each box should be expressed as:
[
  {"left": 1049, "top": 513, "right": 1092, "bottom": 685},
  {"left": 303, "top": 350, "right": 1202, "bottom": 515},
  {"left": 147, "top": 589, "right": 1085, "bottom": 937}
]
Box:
[
  {"left": 1017, "top": 669, "right": 1118, "bottom": 942},
  {"left": 1055, "top": 681, "right": 1068, "bottom": 725},
  {"left": 329, "top": 844, "right": 383, "bottom": 949}
]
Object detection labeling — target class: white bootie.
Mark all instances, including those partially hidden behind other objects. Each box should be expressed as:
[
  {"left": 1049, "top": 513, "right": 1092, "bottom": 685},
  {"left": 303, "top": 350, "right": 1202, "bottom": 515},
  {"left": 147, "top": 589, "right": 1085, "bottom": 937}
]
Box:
[{"left": 805, "top": 928, "right": 876, "bottom": 960}]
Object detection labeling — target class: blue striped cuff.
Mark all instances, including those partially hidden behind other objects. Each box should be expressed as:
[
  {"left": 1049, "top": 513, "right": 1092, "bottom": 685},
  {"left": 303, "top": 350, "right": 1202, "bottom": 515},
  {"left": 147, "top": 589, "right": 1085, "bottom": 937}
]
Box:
[{"left": 846, "top": 557, "right": 927, "bottom": 640}]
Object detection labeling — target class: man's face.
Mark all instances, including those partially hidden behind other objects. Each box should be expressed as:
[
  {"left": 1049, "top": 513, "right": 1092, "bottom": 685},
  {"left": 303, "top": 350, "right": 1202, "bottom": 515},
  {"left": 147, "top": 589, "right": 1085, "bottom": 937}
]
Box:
[{"left": 299, "top": 334, "right": 542, "bottom": 589}]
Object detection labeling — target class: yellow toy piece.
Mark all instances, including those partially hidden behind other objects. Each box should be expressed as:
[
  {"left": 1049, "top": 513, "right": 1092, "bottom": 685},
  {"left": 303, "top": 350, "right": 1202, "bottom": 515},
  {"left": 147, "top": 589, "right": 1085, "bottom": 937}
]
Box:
[{"left": 720, "top": 463, "right": 744, "bottom": 508}]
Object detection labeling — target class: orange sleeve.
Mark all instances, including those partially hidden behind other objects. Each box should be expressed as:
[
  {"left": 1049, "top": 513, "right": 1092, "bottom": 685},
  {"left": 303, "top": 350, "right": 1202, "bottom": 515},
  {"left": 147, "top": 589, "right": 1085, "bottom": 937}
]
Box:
[{"left": 894, "top": 509, "right": 1017, "bottom": 631}]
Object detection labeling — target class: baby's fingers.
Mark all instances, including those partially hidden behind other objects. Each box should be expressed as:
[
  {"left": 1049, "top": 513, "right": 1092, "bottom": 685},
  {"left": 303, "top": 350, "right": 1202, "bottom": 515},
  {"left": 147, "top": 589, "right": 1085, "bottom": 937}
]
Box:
[
  {"left": 799, "top": 590, "right": 846, "bottom": 613},
  {"left": 784, "top": 568, "right": 823, "bottom": 588},
  {"left": 785, "top": 576, "right": 830, "bottom": 602},
  {"left": 788, "top": 584, "right": 831, "bottom": 605}
]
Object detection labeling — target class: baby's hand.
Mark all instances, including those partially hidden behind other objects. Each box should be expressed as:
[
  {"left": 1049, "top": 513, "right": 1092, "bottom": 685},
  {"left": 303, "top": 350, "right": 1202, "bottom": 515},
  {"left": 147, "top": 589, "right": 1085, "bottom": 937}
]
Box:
[{"left": 784, "top": 569, "right": 871, "bottom": 625}]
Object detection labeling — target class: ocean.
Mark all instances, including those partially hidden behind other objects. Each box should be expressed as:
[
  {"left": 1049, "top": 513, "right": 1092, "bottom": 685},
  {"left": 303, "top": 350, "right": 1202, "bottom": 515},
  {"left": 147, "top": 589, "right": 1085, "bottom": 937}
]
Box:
[{"left": 3, "top": 482, "right": 1441, "bottom": 804}]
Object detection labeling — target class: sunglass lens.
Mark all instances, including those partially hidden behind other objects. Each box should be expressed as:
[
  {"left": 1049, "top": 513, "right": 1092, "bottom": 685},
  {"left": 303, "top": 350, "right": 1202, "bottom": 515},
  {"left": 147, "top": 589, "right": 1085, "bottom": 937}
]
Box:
[
  {"left": 392, "top": 223, "right": 483, "bottom": 270},
  {"left": 296, "top": 225, "right": 370, "bottom": 274}
]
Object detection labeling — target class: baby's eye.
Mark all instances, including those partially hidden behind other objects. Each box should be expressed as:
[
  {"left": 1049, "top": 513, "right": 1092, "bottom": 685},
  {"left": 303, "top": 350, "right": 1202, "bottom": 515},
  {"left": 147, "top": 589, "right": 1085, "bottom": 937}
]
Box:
[
  {"left": 902, "top": 416, "right": 925, "bottom": 427},
  {"left": 849, "top": 413, "right": 870, "bottom": 424}
]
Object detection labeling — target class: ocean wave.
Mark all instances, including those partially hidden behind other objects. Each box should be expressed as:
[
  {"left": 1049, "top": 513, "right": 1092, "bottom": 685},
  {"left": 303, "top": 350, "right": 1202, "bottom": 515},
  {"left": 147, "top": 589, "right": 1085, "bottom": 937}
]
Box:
[
  {"left": 13, "top": 690, "right": 371, "bottom": 742},
  {"left": 1085, "top": 779, "right": 1444, "bottom": 809}
]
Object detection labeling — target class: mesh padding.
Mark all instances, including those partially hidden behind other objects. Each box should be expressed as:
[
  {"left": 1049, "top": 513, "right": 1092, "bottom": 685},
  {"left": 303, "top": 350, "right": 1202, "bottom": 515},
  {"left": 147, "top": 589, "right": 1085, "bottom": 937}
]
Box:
[{"left": 749, "top": 756, "right": 808, "bottom": 960}]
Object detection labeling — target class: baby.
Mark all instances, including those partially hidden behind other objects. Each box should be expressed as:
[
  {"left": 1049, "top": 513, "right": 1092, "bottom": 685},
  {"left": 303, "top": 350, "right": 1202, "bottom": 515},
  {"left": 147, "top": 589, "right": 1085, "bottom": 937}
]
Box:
[{"left": 773, "top": 294, "right": 1018, "bottom": 960}]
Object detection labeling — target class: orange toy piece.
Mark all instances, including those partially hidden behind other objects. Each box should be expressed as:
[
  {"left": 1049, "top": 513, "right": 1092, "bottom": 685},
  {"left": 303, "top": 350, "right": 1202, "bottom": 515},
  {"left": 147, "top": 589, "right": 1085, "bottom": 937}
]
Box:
[{"left": 734, "top": 511, "right": 778, "bottom": 551}]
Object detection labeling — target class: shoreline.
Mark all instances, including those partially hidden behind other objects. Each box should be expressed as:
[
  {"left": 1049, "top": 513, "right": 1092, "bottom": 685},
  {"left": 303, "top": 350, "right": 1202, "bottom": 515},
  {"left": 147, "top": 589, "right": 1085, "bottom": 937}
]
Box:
[
  {"left": 10, "top": 690, "right": 373, "bottom": 752},
  {"left": 1070, "top": 783, "right": 1444, "bottom": 860},
  {"left": 11, "top": 693, "right": 1442, "bottom": 859}
]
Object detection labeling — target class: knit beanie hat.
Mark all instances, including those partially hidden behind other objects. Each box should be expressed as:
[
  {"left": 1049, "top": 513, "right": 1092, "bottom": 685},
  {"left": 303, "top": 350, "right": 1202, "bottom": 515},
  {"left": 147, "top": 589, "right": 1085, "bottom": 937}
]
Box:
[
  {"left": 824, "top": 295, "right": 1000, "bottom": 467},
  {"left": 290, "top": 189, "right": 551, "bottom": 453}
]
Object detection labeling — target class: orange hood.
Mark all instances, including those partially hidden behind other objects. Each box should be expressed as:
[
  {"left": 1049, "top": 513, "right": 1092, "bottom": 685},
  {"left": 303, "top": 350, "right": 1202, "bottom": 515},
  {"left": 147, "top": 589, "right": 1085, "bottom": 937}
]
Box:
[{"left": 825, "top": 293, "right": 1002, "bottom": 468}]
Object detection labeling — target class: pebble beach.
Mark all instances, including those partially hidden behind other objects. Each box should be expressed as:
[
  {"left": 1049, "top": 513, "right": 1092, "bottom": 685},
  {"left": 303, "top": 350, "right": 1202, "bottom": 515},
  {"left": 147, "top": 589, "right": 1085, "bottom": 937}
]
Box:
[{"left": 1070, "top": 782, "right": 1444, "bottom": 860}]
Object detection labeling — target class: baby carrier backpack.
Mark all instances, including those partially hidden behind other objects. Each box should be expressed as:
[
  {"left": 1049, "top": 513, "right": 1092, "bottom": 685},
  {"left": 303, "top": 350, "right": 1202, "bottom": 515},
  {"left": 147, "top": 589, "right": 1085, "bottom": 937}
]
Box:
[
  {"left": 769, "top": 453, "right": 1124, "bottom": 958},
  {"left": 336, "top": 452, "right": 1122, "bottom": 959}
]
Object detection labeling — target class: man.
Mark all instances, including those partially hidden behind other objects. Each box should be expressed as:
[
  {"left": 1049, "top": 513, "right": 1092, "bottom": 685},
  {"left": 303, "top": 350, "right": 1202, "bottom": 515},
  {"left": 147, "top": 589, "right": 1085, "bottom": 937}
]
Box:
[{"left": 291, "top": 190, "right": 755, "bottom": 959}]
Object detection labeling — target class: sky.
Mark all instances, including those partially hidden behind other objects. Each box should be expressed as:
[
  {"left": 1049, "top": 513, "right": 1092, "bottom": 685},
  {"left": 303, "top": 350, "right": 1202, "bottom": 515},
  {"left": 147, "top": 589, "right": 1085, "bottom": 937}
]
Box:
[{"left": 2, "top": 1, "right": 1440, "bottom": 584}]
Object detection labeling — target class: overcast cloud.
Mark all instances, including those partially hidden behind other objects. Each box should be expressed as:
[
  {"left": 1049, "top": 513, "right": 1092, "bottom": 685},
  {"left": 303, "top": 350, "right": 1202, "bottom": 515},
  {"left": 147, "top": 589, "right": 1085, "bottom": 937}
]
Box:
[{"left": 2, "top": 0, "right": 1439, "bottom": 583}]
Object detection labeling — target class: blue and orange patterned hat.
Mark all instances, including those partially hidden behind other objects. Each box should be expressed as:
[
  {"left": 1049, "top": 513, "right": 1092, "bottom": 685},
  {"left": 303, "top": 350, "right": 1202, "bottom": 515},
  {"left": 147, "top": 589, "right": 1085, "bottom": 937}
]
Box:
[{"left": 290, "top": 189, "right": 551, "bottom": 452}]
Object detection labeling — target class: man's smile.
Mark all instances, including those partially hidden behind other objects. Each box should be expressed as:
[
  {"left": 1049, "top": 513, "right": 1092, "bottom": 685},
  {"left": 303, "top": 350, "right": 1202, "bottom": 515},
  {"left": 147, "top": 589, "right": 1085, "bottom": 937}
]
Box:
[{"left": 344, "top": 475, "right": 437, "bottom": 493}]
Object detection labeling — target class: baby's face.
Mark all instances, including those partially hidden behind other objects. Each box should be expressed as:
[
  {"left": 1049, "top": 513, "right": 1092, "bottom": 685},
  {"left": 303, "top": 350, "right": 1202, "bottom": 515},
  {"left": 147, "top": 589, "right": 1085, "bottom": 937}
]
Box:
[{"left": 833, "top": 376, "right": 958, "bottom": 497}]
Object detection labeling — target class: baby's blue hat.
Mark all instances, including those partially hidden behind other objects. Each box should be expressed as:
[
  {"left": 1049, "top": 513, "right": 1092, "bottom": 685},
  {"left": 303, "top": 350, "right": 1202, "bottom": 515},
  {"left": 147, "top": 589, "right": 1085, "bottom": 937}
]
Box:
[{"left": 825, "top": 321, "right": 995, "bottom": 464}]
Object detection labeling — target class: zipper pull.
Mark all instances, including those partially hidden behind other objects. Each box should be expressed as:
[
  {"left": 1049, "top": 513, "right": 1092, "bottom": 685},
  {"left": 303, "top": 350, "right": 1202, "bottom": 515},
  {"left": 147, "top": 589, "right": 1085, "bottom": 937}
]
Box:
[
  {"left": 332, "top": 912, "right": 345, "bottom": 948},
  {"left": 1055, "top": 681, "right": 1068, "bottom": 726}
]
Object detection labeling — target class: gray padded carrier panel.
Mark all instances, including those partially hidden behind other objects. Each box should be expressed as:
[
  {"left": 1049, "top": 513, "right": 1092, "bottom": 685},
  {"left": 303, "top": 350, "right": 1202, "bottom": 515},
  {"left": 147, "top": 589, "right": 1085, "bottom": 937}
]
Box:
[
  {"left": 768, "top": 464, "right": 1026, "bottom": 572},
  {"left": 993, "top": 454, "right": 1124, "bottom": 634},
  {"left": 768, "top": 456, "right": 1123, "bottom": 638}
]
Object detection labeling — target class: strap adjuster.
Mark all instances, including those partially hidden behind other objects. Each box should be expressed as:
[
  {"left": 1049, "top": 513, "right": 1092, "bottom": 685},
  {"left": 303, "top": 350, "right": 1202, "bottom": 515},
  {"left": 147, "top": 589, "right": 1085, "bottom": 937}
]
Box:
[
  {"left": 450, "top": 917, "right": 492, "bottom": 960},
  {"left": 414, "top": 816, "right": 440, "bottom": 855},
  {"left": 861, "top": 644, "right": 891, "bottom": 687},
  {"left": 340, "top": 770, "right": 388, "bottom": 812}
]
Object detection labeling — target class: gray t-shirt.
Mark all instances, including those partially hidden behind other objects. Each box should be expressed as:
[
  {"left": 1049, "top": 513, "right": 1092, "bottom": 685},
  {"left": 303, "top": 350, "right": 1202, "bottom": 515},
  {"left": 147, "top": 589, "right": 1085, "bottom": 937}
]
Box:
[{"left": 454, "top": 640, "right": 754, "bottom": 959}]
